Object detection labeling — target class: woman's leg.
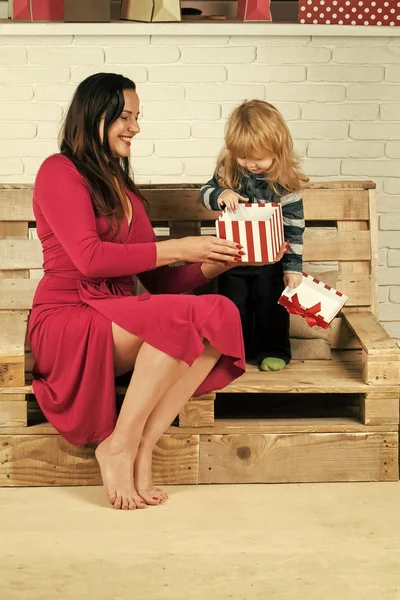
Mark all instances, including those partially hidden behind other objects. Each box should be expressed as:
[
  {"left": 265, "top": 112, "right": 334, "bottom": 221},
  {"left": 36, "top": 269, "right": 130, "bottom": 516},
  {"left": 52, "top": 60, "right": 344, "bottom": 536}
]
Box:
[
  {"left": 134, "top": 340, "right": 221, "bottom": 503},
  {"left": 96, "top": 323, "right": 189, "bottom": 511}
]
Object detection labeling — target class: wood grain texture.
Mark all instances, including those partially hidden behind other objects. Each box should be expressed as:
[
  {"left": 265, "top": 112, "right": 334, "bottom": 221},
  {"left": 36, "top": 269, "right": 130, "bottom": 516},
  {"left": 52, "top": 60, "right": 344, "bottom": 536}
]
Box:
[
  {"left": 0, "top": 433, "right": 199, "bottom": 486},
  {"left": 303, "top": 229, "right": 370, "bottom": 261},
  {"left": 199, "top": 432, "right": 398, "bottom": 483},
  {"left": 0, "top": 181, "right": 375, "bottom": 222},
  {"left": 0, "top": 311, "right": 28, "bottom": 357},
  {"left": 0, "top": 400, "right": 26, "bottom": 427},
  {"left": 368, "top": 189, "right": 379, "bottom": 317},
  {"left": 0, "top": 279, "right": 38, "bottom": 310},
  {"left": 360, "top": 390, "right": 400, "bottom": 426},
  {"left": 0, "top": 239, "right": 42, "bottom": 270},
  {"left": 344, "top": 311, "right": 400, "bottom": 355},
  {"left": 0, "top": 221, "right": 28, "bottom": 240},
  {"left": 362, "top": 352, "right": 400, "bottom": 386},
  {"left": 179, "top": 399, "right": 215, "bottom": 427},
  {"left": 2, "top": 352, "right": 394, "bottom": 397}
]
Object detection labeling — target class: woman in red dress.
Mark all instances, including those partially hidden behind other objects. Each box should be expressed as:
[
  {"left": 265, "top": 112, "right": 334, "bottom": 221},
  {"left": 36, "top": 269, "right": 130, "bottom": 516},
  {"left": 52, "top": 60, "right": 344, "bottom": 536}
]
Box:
[{"left": 29, "top": 73, "right": 285, "bottom": 510}]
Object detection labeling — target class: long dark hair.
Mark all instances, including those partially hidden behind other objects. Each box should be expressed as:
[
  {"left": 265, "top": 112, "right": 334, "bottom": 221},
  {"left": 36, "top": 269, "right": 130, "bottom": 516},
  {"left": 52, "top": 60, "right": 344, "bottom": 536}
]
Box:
[{"left": 60, "top": 73, "right": 144, "bottom": 225}]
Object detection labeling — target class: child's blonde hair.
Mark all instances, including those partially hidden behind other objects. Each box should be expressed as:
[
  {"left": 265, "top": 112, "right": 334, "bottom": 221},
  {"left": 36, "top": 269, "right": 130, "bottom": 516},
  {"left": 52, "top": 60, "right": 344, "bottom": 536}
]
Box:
[{"left": 215, "top": 100, "right": 308, "bottom": 194}]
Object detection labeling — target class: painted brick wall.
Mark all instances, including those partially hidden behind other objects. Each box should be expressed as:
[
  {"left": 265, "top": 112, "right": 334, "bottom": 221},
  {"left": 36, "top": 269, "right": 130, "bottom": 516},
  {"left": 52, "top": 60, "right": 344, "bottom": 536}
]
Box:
[{"left": 0, "top": 33, "right": 399, "bottom": 339}]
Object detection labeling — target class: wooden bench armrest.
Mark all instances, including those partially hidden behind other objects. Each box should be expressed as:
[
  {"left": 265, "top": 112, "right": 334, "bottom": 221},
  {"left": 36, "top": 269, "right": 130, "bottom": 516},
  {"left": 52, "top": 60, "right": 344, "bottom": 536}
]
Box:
[
  {"left": 343, "top": 310, "right": 400, "bottom": 385},
  {"left": 0, "top": 310, "right": 29, "bottom": 387}
]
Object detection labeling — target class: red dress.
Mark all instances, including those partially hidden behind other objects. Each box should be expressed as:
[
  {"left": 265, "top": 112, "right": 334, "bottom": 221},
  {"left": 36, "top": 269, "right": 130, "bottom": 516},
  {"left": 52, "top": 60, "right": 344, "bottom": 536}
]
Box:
[{"left": 28, "top": 155, "right": 245, "bottom": 445}]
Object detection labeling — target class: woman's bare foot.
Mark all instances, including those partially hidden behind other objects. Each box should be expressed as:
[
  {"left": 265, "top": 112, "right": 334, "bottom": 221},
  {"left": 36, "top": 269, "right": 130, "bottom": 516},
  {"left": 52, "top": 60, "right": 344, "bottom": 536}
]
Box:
[
  {"left": 134, "top": 444, "right": 168, "bottom": 505},
  {"left": 95, "top": 435, "right": 147, "bottom": 510}
]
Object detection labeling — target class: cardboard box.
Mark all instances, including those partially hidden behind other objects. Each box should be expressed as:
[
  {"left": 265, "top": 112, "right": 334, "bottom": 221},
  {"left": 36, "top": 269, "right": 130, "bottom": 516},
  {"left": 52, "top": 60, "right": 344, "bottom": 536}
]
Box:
[
  {"left": 278, "top": 272, "right": 348, "bottom": 329},
  {"left": 216, "top": 203, "right": 284, "bottom": 263},
  {"left": 120, "top": 0, "right": 181, "bottom": 22},
  {"left": 64, "top": 0, "right": 111, "bottom": 22}
]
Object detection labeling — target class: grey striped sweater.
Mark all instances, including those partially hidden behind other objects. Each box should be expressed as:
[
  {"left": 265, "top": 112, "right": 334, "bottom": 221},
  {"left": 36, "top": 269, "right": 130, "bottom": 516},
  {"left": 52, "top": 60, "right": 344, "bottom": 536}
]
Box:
[{"left": 200, "top": 172, "right": 305, "bottom": 274}]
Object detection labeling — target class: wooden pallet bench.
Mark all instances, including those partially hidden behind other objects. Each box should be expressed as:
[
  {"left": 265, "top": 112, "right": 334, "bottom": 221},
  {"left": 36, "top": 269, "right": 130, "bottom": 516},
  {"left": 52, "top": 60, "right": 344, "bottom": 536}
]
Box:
[{"left": 0, "top": 181, "right": 399, "bottom": 486}]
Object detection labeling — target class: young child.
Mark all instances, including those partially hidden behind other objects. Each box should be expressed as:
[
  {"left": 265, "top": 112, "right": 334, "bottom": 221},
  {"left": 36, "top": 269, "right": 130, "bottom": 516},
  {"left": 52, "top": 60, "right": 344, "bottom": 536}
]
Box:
[{"left": 200, "top": 100, "right": 308, "bottom": 372}]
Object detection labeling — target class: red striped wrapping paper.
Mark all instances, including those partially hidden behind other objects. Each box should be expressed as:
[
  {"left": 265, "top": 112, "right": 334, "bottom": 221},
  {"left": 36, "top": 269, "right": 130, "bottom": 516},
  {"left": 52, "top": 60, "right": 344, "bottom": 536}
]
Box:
[
  {"left": 216, "top": 203, "right": 284, "bottom": 263},
  {"left": 278, "top": 272, "right": 348, "bottom": 329}
]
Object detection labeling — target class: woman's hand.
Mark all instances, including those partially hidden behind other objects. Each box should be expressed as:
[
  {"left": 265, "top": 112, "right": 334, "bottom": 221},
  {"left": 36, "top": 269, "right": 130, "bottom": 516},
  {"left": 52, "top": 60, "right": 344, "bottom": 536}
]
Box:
[
  {"left": 217, "top": 190, "right": 248, "bottom": 213},
  {"left": 284, "top": 272, "right": 303, "bottom": 289},
  {"left": 178, "top": 236, "right": 245, "bottom": 266},
  {"left": 240, "top": 242, "right": 289, "bottom": 267}
]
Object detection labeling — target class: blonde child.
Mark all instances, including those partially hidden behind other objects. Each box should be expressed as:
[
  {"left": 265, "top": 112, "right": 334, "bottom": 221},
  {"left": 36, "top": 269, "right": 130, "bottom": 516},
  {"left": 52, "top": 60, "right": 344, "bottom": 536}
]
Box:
[{"left": 200, "top": 100, "right": 308, "bottom": 372}]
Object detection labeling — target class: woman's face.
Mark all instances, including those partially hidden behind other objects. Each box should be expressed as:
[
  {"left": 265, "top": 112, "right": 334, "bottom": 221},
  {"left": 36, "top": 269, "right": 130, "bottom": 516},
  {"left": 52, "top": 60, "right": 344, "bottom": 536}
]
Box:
[
  {"left": 100, "top": 89, "right": 140, "bottom": 158},
  {"left": 236, "top": 156, "right": 273, "bottom": 175}
]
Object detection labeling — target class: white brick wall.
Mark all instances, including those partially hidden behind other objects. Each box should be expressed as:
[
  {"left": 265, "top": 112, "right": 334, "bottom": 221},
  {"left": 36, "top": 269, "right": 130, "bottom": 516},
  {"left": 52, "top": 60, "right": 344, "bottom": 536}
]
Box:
[{"left": 0, "top": 33, "right": 399, "bottom": 340}]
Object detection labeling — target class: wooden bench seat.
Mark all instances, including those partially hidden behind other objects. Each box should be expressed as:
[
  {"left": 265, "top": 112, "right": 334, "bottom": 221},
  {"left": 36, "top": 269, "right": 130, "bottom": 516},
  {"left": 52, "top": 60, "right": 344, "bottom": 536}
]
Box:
[{"left": 0, "top": 181, "right": 399, "bottom": 485}]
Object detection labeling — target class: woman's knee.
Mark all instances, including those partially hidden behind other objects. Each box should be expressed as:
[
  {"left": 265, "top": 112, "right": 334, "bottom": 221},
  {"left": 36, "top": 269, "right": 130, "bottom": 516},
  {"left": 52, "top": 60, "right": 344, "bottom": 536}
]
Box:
[{"left": 111, "top": 322, "right": 144, "bottom": 376}]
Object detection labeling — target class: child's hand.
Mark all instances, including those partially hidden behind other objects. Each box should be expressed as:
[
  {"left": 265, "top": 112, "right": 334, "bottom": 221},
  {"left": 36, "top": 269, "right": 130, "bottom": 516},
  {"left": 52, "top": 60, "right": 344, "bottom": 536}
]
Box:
[
  {"left": 217, "top": 190, "right": 248, "bottom": 213},
  {"left": 284, "top": 272, "right": 302, "bottom": 289}
]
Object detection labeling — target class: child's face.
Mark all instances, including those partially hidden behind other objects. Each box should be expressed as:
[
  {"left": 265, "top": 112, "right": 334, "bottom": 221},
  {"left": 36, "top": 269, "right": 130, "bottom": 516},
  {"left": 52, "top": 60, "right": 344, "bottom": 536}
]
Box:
[{"left": 237, "top": 156, "right": 273, "bottom": 175}]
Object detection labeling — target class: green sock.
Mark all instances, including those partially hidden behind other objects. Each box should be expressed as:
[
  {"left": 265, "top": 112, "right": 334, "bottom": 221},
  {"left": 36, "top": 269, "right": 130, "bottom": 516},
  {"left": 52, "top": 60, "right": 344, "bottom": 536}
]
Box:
[{"left": 260, "top": 357, "right": 286, "bottom": 372}]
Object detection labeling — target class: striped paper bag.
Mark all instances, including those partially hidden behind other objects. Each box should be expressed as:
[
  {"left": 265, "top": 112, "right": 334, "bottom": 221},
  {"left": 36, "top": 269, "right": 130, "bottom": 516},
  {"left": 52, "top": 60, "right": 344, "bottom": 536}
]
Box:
[
  {"left": 216, "top": 203, "right": 284, "bottom": 263},
  {"left": 278, "top": 272, "right": 348, "bottom": 329}
]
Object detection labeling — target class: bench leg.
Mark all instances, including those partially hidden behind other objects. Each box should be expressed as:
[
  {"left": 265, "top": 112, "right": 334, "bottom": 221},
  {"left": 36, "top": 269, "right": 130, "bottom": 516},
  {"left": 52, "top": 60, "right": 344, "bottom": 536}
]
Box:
[{"left": 360, "top": 391, "right": 399, "bottom": 426}]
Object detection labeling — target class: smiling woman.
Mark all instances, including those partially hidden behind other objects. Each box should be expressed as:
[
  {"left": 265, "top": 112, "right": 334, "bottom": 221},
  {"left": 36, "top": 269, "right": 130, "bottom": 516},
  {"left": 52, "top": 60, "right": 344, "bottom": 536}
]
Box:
[{"left": 25, "top": 72, "right": 285, "bottom": 511}]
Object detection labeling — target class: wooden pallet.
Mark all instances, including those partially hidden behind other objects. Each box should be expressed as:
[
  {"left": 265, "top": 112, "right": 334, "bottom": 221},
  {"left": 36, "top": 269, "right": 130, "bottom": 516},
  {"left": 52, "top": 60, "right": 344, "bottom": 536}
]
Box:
[{"left": 0, "top": 181, "right": 399, "bottom": 485}]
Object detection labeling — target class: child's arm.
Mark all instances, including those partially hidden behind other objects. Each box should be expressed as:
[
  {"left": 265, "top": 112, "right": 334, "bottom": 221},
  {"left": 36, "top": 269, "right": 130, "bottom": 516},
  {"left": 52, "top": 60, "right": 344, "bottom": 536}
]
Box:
[
  {"left": 200, "top": 175, "right": 229, "bottom": 211},
  {"left": 279, "top": 190, "right": 305, "bottom": 276},
  {"left": 200, "top": 176, "right": 248, "bottom": 213}
]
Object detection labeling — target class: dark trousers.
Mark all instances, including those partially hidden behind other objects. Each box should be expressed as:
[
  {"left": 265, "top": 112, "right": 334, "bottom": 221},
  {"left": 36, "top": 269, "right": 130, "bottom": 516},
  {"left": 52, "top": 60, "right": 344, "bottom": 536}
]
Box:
[{"left": 218, "top": 263, "right": 291, "bottom": 364}]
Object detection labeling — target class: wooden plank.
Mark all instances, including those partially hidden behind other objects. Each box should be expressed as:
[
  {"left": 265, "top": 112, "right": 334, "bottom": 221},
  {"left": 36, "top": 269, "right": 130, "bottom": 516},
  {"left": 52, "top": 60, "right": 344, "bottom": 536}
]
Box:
[
  {"left": 303, "top": 189, "right": 369, "bottom": 220},
  {"left": 3, "top": 416, "right": 399, "bottom": 437},
  {"left": 0, "top": 279, "right": 38, "bottom": 310},
  {"left": 336, "top": 274, "right": 372, "bottom": 307},
  {"left": 368, "top": 188, "right": 379, "bottom": 316},
  {"left": 0, "top": 400, "right": 27, "bottom": 427},
  {"left": 179, "top": 399, "right": 215, "bottom": 427},
  {"left": 337, "top": 221, "right": 370, "bottom": 291},
  {"left": 0, "top": 239, "right": 42, "bottom": 270},
  {"left": 220, "top": 352, "right": 373, "bottom": 394},
  {"left": 0, "top": 311, "right": 28, "bottom": 387},
  {"left": 304, "top": 181, "right": 375, "bottom": 190},
  {"left": 1, "top": 351, "right": 391, "bottom": 396},
  {"left": 0, "top": 311, "right": 28, "bottom": 358},
  {"left": 360, "top": 390, "right": 399, "bottom": 426},
  {"left": 0, "top": 181, "right": 374, "bottom": 223},
  {"left": 0, "top": 221, "right": 28, "bottom": 239},
  {"left": 0, "top": 222, "right": 29, "bottom": 279},
  {"left": 0, "top": 433, "right": 199, "bottom": 486},
  {"left": 303, "top": 230, "right": 370, "bottom": 262},
  {"left": 362, "top": 352, "right": 400, "bottom": 386},
  {"left": 0, "top": 188, "right": 33, "bottom": 221},
  {"left": 175, "top": 418, "right": 398, "bottom": 435},
  {"left": 199, "top": 432, "right": 398, "bottom": 483},
  {"left": 344, "top": 311, "right": 400, "bottom": 355}
]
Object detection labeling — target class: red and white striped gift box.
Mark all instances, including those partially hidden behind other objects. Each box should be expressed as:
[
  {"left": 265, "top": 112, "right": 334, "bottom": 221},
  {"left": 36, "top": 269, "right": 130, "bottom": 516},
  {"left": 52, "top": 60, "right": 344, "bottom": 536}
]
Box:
[
  {"left": 216, "top": 203, "right": 284, "bottom": 263},
  {"left": 278, "top": 272, "right": 348, "bottom": 329}
]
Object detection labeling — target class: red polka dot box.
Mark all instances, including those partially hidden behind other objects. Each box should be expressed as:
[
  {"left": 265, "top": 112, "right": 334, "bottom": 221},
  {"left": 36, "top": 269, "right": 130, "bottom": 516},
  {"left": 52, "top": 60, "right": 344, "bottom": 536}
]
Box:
[{"left": 299, "top": 0, "right": 400, "bottom": 25}]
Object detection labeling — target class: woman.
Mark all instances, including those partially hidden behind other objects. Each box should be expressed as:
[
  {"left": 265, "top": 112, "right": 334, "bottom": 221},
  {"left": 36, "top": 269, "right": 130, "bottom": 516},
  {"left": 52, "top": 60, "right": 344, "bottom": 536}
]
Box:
[{"left": 29, "top": 73, "right": 286, "bottom": 511}]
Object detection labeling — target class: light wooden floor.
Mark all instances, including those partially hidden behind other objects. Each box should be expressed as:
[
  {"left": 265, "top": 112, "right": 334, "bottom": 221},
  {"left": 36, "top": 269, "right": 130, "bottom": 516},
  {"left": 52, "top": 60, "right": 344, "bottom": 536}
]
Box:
[{"left": 1, "top": 483, "right": 400, "bottom": 599}]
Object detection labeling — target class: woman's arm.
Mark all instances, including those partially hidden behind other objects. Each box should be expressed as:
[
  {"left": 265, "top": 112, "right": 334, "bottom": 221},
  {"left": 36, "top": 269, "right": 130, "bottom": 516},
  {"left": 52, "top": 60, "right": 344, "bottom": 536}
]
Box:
[
  {"left": 137, "top": 261, "right": 233, "bottom": 295},
  {"left": 35, "top": 155, "right": 219, "bottom": 279}
]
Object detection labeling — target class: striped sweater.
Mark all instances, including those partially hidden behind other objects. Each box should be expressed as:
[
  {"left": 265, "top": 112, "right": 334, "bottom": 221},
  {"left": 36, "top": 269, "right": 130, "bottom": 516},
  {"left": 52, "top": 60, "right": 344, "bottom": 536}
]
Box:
[{"left": 200, "top": 171, "right": 305, "bottom": 274}]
